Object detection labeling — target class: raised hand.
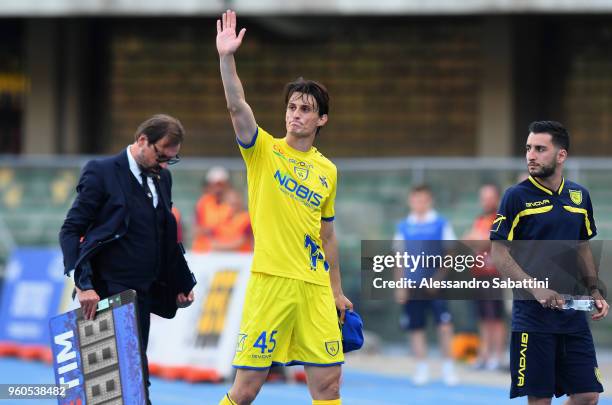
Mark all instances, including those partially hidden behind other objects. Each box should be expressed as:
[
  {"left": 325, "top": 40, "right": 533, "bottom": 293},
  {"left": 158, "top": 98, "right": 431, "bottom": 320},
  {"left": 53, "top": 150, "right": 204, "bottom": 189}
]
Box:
[{"left": 216, "top": 10, "right": 246, "bottom": 57}]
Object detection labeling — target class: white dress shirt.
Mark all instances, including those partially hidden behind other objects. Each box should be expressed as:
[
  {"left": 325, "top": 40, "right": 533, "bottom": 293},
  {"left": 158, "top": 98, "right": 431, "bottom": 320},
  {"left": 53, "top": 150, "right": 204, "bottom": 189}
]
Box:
[{"left": 126, "top": 146, "right": 159, "bottom": 207}]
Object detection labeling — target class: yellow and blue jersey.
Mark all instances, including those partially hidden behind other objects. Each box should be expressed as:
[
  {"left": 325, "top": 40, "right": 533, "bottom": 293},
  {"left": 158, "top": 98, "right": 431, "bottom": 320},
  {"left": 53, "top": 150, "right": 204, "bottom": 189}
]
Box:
[
  {"left": 490, "top": 176, "right": 596, "bottom": 241},
  {"left": 237, "top": 127, "right": 337, "bottom": 287},
  {"left": 490, "top": 175, "right": 597, "bottom": 333}
]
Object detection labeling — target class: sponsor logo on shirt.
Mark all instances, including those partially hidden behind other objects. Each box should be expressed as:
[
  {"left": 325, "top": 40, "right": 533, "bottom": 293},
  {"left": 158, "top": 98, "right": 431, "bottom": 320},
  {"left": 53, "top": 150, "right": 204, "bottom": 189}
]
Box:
[
  {"left": 273, "top": 170, "right": 322, "bottom": 208},
  {"left": 273, "top": 144, "right": 315, "bottom": 170},
  {"left": 525, "top": 199, "right": 550, "bottom": 208}
]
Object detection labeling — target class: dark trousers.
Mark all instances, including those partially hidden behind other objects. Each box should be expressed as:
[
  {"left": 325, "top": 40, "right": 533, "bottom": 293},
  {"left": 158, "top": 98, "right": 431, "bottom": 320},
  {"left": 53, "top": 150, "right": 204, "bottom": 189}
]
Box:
[{"left": 95, "top": 280, "right": 152, "bottom": 403}]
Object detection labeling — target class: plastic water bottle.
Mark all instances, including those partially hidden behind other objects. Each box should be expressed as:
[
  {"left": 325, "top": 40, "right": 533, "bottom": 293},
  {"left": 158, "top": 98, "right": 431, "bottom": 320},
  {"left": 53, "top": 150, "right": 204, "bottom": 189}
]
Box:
[{"left": 561, "top": 295, "right": 595, "bottom": 311}]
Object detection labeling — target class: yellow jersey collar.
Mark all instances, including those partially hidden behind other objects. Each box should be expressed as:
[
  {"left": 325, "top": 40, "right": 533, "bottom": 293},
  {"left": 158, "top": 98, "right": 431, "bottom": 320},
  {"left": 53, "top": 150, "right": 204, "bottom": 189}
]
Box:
[{"left": 528, "top": 175, "right": 565, "bottom": 196}]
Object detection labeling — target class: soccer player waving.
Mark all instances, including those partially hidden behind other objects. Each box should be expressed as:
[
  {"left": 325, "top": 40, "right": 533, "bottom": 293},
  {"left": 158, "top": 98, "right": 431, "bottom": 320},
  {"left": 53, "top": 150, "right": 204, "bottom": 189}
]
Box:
[
  {"left": 216, "top": 10, "right": 353, "bottom": 405},
  {"left": 491, "top": 121, "right": 609, "bottom": 405}
]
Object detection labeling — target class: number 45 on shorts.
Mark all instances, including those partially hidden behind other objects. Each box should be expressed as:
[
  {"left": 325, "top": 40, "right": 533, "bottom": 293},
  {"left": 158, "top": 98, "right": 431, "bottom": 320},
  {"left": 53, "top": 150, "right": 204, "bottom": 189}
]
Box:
[{"left": 253, "top": 330, "right": 278, "bottom": 353}]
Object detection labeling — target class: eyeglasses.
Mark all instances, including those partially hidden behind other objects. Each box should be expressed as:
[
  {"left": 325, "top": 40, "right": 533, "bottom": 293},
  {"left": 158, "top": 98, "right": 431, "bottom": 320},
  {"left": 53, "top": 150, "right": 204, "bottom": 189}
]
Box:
[{"left": 152, "top": 143, "right": 180, "bottom": 165}]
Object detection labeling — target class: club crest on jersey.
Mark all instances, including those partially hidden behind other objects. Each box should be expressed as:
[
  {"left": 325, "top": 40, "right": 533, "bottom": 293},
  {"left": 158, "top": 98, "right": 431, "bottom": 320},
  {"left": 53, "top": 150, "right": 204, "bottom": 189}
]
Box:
[
  {"left": 325, "top": 341, "right": 340, "bottom": 357},
  {"left": 294, "top": 166, "right": 309, "bottom": 181},
  {"left": 569, "top": 189, "right": 582, "bottom": 205}
]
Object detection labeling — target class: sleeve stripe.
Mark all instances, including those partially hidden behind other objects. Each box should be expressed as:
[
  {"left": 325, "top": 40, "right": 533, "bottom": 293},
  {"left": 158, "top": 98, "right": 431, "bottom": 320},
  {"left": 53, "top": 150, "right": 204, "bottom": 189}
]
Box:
[
  {"left": 236, "top": 127, "right": 259, "bottom": 149},
  {"left": 507, "top": 205, "right": 553, "bottom": 240},
  {"left": 563, "top": 206, "right": 593, "bottom": 237},
  {"left": 492, "top": 215, "right": 506, "bottom": 225},
  {"left": 322, "top": 216, "right": 335, "bottom": 222}
]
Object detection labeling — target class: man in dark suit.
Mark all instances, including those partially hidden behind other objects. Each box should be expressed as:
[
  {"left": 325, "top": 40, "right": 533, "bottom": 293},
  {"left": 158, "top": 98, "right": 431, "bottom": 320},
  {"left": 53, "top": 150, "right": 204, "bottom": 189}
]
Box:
[{"left": 59, "top": 114, "right": 196, "bottom": 401}]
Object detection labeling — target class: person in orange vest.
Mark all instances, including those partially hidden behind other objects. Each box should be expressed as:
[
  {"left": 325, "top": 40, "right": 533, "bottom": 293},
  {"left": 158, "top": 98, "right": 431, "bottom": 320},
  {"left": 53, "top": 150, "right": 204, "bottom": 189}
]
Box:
[
  {"left": 463, "top": 183, "right": 507, "bottom": 371},
  {"left": 172, "top": 206, "right": 183, "bottom": 243},
  {"left": 192, "top": 166, "right": 233, "bottom": 252},
  {"left": 211, "top": 190, "right": 253, "bottom": 252}
]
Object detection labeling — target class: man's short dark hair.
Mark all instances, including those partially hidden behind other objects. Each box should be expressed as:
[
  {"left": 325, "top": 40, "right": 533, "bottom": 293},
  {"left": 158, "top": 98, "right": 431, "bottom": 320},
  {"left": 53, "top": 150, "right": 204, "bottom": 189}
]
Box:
[
  {"left": 528, "top": 120, "right": 569, "bottom": 152},
  {"left": 411, "top": 184, "right": 432, "bottom": 195},
  {"left": 134, "top": 114, "right": 184, "bottom": 146},
  {"left": 284, "top": 78, "right": 329, "bottom": 134}
]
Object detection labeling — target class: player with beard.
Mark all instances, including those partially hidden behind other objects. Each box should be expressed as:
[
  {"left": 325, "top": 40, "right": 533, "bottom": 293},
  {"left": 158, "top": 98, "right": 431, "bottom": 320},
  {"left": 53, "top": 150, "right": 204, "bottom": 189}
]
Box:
[{"left": 490, "top": 121, "right": 608, "bottom": 404}]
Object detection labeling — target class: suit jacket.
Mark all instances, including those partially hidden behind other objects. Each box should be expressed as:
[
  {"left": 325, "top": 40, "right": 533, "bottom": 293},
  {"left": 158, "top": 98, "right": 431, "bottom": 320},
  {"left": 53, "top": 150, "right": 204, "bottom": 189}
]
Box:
[{"left": 59, "top": 150, "right": 196, "bottom": 318}]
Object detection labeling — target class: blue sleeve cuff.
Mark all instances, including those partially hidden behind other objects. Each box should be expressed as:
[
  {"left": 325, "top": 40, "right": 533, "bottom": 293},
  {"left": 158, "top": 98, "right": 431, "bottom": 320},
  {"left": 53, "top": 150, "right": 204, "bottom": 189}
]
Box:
[
  {"left": 236, "top": 127, "right": 259, "bottom": 149},
  {"left": 322, "top": 216, "right": 335, "bottom": 222}
]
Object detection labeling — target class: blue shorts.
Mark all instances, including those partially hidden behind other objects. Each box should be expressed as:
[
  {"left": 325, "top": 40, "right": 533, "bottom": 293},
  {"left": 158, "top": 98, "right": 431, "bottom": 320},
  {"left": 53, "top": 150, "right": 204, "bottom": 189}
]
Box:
[
  {"left": 475, "top": 300, "right": 505, "bottom": 320},
  {"left": 509, "top": 331, "right": 604, "bottom": 399},
  {"left": 400, "top": 300, "right": 452, "bottom": 331}
]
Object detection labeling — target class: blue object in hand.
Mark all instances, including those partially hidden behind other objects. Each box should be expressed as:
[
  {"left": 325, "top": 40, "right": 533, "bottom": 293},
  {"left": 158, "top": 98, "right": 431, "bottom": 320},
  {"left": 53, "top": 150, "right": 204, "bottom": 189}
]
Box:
[{"left": 342, "top": 310, "right": 364, "bottom": 353}]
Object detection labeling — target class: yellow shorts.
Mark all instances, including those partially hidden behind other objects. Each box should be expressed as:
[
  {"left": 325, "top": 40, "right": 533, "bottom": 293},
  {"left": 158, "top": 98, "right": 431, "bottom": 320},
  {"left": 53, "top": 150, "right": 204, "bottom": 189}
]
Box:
[{"left": 232, "top": 272, "right": 344, "bottom": 369}]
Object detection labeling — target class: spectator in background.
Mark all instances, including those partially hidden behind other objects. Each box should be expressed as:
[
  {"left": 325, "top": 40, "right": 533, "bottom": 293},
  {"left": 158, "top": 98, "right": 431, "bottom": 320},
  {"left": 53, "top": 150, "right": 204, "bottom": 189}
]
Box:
[
  {"left": 172, "top": 206, "right": 183, "bottom": 243},
  {"left": 463, "top": 183, "right": 506, "bottom": 371},
  {"left": 394, "top": 184, "right": 458, "bottom": 386},
  {"left": 192, "top": 166, "right": 234, "bottom": 252},
  {"left": 210, "top": 189, "right": 253, "bottom": 252}
]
